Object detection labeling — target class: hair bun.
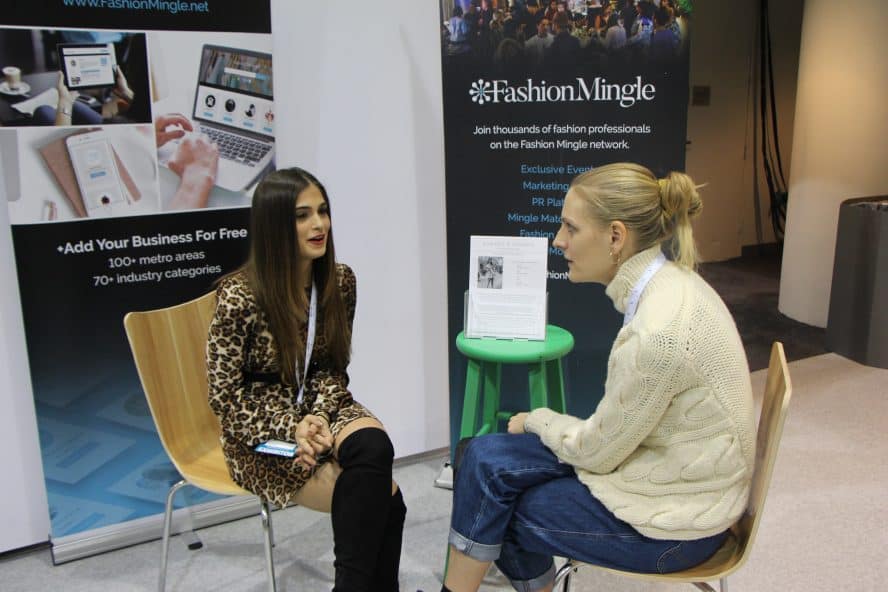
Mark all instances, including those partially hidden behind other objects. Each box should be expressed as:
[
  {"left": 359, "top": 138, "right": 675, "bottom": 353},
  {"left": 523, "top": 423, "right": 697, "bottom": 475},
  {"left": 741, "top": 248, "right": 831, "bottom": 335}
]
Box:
[{"left": 659, "top": 172, "right": 702, "bottom": 221}]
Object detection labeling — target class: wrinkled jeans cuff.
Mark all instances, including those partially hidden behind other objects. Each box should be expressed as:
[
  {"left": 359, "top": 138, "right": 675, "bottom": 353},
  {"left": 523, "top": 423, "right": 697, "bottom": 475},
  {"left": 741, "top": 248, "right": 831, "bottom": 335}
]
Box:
[
  {"left": 448, "top": 527, "right": 501, "bottom": 562},
  {"left": 507, "top": 562, "right": 556, "bottom": 592}
]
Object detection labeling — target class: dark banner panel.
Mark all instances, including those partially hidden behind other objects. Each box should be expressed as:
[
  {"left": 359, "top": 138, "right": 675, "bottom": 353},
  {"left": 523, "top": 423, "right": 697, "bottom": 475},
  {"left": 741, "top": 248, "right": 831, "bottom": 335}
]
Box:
[
  {"left": 11, "top": 210, "right": 250, "bottom": 400},
  {"left": 439, "top": 1, "right": 692, "bottom": 446},
  {"left": 1, "top": 5, "right": 273, "bottom": 545},
  {"left": 10, "top": 211, "right": 249, "bottom": 537}
]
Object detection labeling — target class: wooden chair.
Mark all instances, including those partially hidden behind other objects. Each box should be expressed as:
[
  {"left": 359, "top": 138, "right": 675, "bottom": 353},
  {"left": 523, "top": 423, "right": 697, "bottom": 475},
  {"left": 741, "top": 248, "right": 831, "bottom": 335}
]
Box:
[
  {"left": 124, "top": 292, "right": 277, "bottom": 592},
  {"left": 554, "top": 341, "right": 793, "bottom": 592}
]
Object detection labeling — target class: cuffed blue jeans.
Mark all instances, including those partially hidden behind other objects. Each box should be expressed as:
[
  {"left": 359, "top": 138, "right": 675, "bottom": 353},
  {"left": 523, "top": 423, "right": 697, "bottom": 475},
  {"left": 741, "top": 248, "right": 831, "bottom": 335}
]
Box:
[{"left": 448, "top": 433, "right": 728, "bottom": 592}]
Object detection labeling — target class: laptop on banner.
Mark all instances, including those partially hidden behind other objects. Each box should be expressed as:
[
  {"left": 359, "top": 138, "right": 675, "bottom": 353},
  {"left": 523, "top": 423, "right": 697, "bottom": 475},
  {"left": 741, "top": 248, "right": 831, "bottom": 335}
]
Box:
[{"left": 161, "top": 44, "right": 275, "bottom": 192}]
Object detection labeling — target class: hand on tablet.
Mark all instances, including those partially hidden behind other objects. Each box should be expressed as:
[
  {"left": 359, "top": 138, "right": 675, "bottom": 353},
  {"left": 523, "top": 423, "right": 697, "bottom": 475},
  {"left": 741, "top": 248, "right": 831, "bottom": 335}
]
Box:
[
  {"left": 53, "top": 72, "right": 78, "bottom": 125},
  {"left": 112, "top": 66, "right": 135, "bottom": 104}
]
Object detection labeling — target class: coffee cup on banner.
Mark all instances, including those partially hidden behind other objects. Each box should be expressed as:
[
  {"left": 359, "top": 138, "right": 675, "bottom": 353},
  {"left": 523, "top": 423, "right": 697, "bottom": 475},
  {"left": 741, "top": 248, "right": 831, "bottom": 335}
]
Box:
[{"left": 2, "top": 66, "right": 22, "bottom": 90}]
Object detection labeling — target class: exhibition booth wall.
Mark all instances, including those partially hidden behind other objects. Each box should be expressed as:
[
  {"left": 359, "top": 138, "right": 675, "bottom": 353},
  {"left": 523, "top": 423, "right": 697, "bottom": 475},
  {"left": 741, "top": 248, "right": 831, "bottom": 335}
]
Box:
[
  {"left": 0, "top": 0, "right": 822, "bottom": 559},
  {"left": 269, "top": 0, "right": 450, "bottom": 459}
]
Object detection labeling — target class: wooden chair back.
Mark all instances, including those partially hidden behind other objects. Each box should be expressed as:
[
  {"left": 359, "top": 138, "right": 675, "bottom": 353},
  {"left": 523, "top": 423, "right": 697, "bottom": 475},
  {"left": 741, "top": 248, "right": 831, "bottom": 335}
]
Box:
[
  {"left": 731, "top": 340, "right": 793, "bottom": 568},
  {"left": 660, "top": 340, "right": 794, "bottom": 581},
  {"left": 124, "top": 292, "right": 243, "bottom": 494}
]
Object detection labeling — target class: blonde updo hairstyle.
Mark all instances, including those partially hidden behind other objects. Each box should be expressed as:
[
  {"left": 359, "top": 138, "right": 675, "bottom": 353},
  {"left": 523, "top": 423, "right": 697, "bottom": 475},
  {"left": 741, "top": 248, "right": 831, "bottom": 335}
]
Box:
[{"left": 570, "top": 162, "right": 703, "bottom": 269}]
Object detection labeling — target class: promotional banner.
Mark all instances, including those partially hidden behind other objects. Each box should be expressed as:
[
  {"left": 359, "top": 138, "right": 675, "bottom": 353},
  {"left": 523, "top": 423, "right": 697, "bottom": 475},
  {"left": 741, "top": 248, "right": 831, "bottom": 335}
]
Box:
[
  {"left": 1, "top": 0, "right": 274, "bottom": 553},
  {"left": 439, "top": 0, "right": 693, "bottom": 445}
]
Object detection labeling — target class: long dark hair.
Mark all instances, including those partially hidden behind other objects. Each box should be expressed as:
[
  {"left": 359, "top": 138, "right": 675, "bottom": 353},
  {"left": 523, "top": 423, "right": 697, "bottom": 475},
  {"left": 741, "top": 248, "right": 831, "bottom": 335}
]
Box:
[{"left": 234, "top": 167, "right": 351, "bottom": 383}]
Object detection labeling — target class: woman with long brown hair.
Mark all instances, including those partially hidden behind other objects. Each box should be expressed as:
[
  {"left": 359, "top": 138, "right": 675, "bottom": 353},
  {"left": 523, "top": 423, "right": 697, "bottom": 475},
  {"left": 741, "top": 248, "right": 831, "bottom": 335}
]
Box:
[{"left": 207, "top": 167, "right": 405, "bottom": 591}]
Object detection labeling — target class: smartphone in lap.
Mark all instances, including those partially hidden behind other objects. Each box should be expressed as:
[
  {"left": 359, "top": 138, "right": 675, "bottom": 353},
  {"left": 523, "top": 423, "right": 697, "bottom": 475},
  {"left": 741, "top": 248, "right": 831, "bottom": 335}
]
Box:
[{"left": 254, "top": 440, "right": 299, "bottom": 458}]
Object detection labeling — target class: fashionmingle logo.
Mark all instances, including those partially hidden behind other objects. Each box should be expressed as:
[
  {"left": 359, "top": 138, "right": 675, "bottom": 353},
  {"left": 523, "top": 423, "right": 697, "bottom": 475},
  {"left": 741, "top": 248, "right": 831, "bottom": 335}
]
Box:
[{"left": 469, "top": 76, "right": 656, "bottom": 108}]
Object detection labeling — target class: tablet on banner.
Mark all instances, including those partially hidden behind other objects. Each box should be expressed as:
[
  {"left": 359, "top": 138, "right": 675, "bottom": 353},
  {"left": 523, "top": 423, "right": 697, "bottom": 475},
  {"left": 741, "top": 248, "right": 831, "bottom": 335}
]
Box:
[
  {"left": 58, "top": 43, "right": 117, "bottom": 90},
  {"left": 466, "top": 236, "right": 548, "bottom": 341}
]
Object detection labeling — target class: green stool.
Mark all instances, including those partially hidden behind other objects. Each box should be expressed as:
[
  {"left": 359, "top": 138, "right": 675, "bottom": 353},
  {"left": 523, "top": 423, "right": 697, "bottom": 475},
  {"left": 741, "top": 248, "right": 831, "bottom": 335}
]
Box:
[{"left": 456, "top": 325, "right": 575, "bottom": 439}]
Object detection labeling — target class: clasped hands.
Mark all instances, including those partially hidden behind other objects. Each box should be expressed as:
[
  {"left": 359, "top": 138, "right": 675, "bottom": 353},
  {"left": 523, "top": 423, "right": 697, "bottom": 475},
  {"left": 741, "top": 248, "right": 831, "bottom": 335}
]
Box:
[{"left": 294, "top": 414, "right": 334, "bottom": 469}]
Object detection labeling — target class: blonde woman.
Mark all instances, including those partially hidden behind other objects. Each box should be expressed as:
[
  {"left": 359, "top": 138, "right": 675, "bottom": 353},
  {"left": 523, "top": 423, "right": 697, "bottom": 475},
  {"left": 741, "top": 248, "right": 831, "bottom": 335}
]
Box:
[{"left": 442, "top": 163, "right": 755, "bottom": 592}]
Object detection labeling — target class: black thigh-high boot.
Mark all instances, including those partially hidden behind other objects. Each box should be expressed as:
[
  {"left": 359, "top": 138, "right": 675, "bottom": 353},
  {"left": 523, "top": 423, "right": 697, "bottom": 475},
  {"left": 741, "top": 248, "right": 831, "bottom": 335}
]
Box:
[
  {"left": 331, "top": 427, "right": 397, "bottom": 592},
  {"left": 372, "top": 487, "right": 406, "bottom": 591}
]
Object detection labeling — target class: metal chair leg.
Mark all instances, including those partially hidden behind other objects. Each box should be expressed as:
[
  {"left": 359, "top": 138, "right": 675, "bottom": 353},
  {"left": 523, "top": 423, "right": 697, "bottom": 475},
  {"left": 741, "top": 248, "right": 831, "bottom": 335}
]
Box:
[
  {"left": 553, "top": 560, "right": 575, "bottom": 591},
  {"left": 159, "top": 479, "right": 189, "bottom": 592},
  {"left": 179, "top": 487, "right": 203, "bottom": 550},
  {"left": 553, "top": 560, "right": 725, "bottom": 592},
  {"left": 260, "top": 500, "right": 277, "bottom": 592},
  {"left": 266, "top": 500, "right": 275, "bottom": 547}
]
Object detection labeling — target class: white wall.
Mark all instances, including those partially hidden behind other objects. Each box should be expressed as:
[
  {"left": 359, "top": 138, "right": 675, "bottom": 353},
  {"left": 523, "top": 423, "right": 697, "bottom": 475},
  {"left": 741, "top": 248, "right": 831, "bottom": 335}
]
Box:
[
  {"left": 0, "top": 165, "right": 51, "bottom": 552},
  {"left": 686, "top": 0, "right": 804, "bottom": 262},
  {"left": 779, "top": 0, "right": 888, "bottom": 326},
  {"left": 270, "top": 0, "right": 450, "bottom": 456}
]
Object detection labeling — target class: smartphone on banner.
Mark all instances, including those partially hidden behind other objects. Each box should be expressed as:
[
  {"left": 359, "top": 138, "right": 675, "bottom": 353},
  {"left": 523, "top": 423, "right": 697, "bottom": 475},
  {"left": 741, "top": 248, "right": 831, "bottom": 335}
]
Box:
[{"left": 66, "top": 130, "right": 127, "bottom": 217}]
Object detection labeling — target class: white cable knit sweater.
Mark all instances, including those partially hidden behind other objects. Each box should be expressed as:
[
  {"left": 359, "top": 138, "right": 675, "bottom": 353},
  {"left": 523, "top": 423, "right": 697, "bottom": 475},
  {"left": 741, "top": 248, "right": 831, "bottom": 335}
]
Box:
[{"left": 525, "top": 245, "right": 755, "bottom": 540}]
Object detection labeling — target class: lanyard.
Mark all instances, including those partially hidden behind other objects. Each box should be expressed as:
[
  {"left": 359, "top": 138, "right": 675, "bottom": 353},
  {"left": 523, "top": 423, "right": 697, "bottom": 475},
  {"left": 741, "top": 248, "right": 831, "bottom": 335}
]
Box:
[
  {"left": 297, "top": 282, "right": 317, "bottom": 403},
  {"left": 623, "top": 252, "right": 666, "bottom": 326}
]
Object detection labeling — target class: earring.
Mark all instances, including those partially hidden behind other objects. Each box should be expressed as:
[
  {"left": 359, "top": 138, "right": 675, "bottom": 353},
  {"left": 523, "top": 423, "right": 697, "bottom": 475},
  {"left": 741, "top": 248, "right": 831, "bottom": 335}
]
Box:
[{"left": 610, "top": 249, "right": 621, "bottom": 266}]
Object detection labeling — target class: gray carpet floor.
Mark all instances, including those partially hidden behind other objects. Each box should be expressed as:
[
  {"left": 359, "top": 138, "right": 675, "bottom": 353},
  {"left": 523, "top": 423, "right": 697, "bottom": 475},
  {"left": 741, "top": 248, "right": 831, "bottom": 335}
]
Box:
[{"left": 2, "top": 352, "right": 886, "bottom": 591}]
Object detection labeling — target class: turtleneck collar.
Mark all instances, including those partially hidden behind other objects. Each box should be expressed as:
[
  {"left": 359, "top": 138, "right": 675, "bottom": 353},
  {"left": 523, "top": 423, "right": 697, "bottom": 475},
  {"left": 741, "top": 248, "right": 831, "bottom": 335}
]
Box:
[{"left": 604, "top": 244, "right": 666, "bottom": 314}]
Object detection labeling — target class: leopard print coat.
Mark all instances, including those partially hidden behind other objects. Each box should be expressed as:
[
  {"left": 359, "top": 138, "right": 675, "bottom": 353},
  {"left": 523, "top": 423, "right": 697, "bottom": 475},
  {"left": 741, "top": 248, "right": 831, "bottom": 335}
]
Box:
[{"left": 206, "top": 263, "right": 374, "bottom": 507}]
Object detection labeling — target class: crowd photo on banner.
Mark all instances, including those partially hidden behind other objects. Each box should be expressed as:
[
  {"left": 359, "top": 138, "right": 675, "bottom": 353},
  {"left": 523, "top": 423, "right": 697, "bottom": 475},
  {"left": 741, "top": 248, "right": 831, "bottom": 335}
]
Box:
[{"left": 442, "top": 0, "right": 690, "bottom": 72}]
